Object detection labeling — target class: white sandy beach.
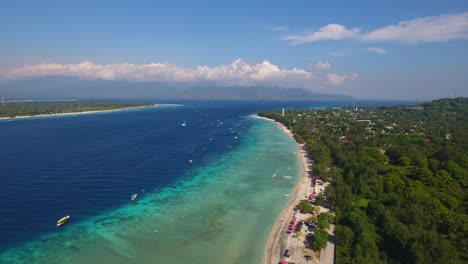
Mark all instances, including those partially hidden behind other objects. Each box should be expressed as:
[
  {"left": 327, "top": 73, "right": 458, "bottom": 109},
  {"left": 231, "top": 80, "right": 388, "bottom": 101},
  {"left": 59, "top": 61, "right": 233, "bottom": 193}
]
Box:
[
  {"left": 253, "top": 114, "right": 313, "bottom": 264},
  {"left": 0, "top": 105, "right": 157, "bottom": 121}
]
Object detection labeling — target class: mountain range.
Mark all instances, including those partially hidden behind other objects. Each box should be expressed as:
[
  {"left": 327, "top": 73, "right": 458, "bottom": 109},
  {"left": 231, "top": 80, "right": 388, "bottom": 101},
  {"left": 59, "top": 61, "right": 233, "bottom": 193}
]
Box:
[{"left": 0, "top": 77, "right": 354, "bottom": 101}]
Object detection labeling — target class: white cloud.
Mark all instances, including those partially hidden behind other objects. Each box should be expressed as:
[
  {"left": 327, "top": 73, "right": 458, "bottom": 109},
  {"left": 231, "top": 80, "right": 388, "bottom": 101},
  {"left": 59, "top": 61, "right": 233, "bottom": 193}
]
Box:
[
  {"left": 366, "top": 47, "right": 387, "bottom": 54},
  {"left": 281, "top": 24, "right": 360, "bottom": 44},
  {"left": 281, "top": 12, "right": 468, "bottom": 44},
  {"left": 361, "top": 12, "right": 468, "bottom": 43},
  {"left": 326, "top": 72, "right": 358, "bottom": 85},
  {"left": 314, "top": 60, "right": 332, "bottom": 71},
  {"left": 2, "top": 60, "right": 317, "bottom": 87},
  {"left": 1, "top": 59, "right": 360, "bottom": 87}
]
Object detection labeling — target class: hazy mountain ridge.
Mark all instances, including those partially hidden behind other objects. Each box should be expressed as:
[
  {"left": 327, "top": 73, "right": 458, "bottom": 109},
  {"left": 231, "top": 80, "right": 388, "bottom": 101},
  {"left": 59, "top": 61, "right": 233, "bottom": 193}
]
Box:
[{"left": 0, "top": 77, "right": 354, "bottom": 101}]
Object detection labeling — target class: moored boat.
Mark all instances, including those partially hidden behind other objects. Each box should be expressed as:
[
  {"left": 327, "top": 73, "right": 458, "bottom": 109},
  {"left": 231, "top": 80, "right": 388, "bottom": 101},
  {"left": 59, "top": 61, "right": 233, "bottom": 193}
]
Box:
[{"left": 56, "top": 215, "right": 70, "bottom": 227}]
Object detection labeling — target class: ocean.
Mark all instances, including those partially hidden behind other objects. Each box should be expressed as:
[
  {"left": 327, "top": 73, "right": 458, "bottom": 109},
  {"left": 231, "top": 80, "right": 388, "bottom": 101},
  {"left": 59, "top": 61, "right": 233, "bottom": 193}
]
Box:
[{"left": 0, "top": 100, "right": 411, "bottom": 263}]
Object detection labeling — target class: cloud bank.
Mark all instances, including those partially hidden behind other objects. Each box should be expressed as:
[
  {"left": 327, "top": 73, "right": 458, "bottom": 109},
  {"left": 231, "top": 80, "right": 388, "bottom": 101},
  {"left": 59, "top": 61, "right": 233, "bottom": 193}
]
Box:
[
  {"left": 281, "top": 12, "right": 468, "bottom": 44},
  {"left": 1, "top": 59, "right": 358, "bottom": 87}
]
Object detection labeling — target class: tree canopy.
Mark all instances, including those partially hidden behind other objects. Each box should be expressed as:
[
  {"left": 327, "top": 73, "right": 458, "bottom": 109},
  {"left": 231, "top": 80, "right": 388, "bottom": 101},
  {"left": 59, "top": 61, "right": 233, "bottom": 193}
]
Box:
[{"left": 259, "top": 98, "right": 468, "bottom": 263}]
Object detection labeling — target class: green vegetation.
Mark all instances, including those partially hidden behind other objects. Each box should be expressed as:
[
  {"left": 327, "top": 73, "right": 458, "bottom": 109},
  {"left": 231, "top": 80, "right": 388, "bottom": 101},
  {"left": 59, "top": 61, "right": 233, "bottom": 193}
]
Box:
[
  {"left": 315, "top": 195, "right": 326, "bottom": 206},
  {"left": 317, "top": 212, "right": 334, "bottom": 230},
  {"left": 307, "top": 215, "right": 318, "bottom": 222},
  {"left": 297, "top": 200, "right": 319, "bottom": 214},
  {"left": 0, "top": 101, "right": 152, "bottom": 118},
  {"left": 260, "top": 98, "right": 468, "bottom": 263},
  {"left": 310, "top": 229, "right": 329, "bottom": 250}
]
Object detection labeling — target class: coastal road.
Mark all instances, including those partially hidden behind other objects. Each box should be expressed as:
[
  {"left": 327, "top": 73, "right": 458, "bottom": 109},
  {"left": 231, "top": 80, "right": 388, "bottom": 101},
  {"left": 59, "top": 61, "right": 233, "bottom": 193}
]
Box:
[
  {"left": 316, "top": 182, "right": 335, "bottom": 264},
  {"left": 319, "top": 224, "right": 335, "bottom": 264}
]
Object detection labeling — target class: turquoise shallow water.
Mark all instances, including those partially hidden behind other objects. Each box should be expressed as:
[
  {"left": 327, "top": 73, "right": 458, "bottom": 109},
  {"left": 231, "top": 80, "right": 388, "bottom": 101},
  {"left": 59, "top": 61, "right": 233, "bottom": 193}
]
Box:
[{"left": 0, "top": 117, "right": 299, "bottom": 264}]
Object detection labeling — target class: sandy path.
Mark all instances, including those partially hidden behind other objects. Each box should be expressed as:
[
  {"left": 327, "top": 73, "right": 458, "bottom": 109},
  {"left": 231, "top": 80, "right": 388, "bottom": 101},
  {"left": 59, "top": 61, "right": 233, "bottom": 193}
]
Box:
[
  {"left": 253, "top": 115, "right": 312, "bottom": 264},
  {"left": 320, "top": 224, "right": 335, "bottom": 264}
]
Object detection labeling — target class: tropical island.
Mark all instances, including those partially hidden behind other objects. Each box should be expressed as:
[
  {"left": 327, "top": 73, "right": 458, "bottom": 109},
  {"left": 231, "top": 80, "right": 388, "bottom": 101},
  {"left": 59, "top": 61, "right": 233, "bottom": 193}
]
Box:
[
  {"left": 259, "top": 97, "right": 467, "bottom": 264},
  {"left": 0, "top": 101, "right": 154, "bottom": 119}
]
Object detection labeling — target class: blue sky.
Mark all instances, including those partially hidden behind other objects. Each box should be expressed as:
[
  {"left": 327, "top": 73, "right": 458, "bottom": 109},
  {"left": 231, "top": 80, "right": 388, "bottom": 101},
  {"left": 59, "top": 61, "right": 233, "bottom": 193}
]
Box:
[{"left": 1, "top": 0, "right": 468, "bottom": 99}]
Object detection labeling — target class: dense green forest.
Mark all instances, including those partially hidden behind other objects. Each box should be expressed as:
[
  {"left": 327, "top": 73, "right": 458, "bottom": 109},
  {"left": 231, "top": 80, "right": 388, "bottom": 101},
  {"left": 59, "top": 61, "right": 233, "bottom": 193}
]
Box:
[
  {"left": 0, "top": 101, "right": 152, "bottom": 118},
  {"left": 259, "top": 98, "right": 467, "bottom": 263}
]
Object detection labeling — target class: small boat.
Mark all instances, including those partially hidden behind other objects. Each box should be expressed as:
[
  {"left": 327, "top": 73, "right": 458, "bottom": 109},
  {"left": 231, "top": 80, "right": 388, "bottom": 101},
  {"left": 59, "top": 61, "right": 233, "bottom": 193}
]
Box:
[
  {"left": 131, "top": 193, "right": 138, "bottom": 201},
  {"left": 189, "top": 160, "right": 193, "bottom": 164},
  {"left": 181, "top": 121, "right": 187, "bottom": 127},
  {"left": 272, "top": 173, "right": 277, "bottom": 178},
  {"left": 57, "top": 215, "right": 70, "bottom": 227}
]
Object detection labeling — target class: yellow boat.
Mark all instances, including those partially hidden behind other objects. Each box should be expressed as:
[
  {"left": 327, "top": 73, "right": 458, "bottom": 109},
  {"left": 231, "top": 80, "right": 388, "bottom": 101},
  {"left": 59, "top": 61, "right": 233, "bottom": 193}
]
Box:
[{"left": 57, "top": 215, "right": 70, "bottom": 227}]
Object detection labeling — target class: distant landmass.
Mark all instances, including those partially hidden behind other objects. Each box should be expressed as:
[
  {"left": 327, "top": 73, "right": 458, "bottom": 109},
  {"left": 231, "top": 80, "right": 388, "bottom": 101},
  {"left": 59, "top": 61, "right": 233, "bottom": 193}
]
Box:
[
  {"left": 0, "top": 77, "right": 354, "bottom": 101},
  {"left": 0, "top": 101, "right": 152, "bottom": 118}
]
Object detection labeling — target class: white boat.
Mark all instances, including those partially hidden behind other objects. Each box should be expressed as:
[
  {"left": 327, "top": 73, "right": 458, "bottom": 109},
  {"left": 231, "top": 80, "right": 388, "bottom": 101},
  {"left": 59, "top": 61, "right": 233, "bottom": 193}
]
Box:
[
  {"left": 57, "top": 215, "right": 70, "bottom": 227},
  {"left": 189, "top": 159, "right": 193, "bottom": 164},
  {"left": 281, "top": 176, "right": 292, "bottom": 179},
  {"left": 131, "top": 193, "right": 138, "bottom": 201},
  {"left": 272, "top": 173, "right": 277, "bottom": 177},
  {"left": 181, "top": 121, "right": 187, "bottom": 127}
]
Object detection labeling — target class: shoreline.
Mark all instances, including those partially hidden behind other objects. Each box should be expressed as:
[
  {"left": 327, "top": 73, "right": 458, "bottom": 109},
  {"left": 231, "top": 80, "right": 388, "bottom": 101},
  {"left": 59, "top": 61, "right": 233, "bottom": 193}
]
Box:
[
  {"left": 253, "top": 114, "right": 312, "bottom": 264},
  {"left": 1, "top": 112, "right": 304, "bottom": 263},
  {"left": 0, "top": 105, "right": 157, "bottom": 121}
]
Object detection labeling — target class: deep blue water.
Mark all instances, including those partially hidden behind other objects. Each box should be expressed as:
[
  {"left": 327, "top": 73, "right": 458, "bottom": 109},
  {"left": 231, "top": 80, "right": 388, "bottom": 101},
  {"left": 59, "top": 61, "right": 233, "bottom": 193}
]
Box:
[{"left": 0, "top": 99, "right": 414, "bottom": 252}]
